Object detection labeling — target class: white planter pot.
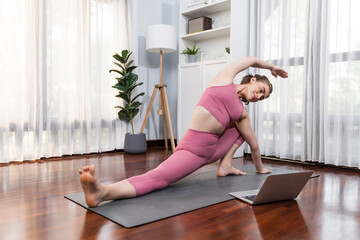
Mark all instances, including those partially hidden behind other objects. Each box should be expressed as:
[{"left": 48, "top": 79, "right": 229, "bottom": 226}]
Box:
[{"left": 188, "top": 55, "right": 197, "bottom": 63}]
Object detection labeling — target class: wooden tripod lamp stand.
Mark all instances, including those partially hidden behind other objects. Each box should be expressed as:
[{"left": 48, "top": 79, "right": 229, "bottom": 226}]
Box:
[{"left": 141, "top": 24, "right": 177, "bottom": 152}]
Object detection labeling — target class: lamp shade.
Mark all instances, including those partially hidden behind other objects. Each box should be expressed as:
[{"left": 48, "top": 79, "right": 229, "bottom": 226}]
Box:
[{"left": 146, "top": 24, "right": 177, "bottom": 53}]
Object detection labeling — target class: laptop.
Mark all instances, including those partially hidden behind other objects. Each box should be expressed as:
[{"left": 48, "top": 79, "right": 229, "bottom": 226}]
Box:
[{"left": 229, "top": 171, "right": 313, "bottom": 205}]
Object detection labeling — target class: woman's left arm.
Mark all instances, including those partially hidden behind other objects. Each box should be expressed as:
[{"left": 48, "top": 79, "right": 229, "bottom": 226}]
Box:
[
  {"left": 250, "top": 58, "right": 288, "bottom": 78},
  {"left": 235, "top": 109, "right": 272, "bottom": 174},
  {"left": 218, "top": 57, "right": 288, "bottom": 80}
]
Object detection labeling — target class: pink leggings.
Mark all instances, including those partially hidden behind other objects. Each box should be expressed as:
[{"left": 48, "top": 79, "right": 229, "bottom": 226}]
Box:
[{"left": 127, "top": 123, "right": 244, "bottom": 196}]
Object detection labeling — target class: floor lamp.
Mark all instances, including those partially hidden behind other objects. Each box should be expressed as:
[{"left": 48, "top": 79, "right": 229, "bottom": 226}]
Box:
[{"left": 141, "top": 24, "right": 177, "bottom": 152}]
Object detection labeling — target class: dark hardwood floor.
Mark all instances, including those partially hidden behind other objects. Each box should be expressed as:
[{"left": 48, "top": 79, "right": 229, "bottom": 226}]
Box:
[{"left": 1, "top": 147, "right": 359, "bottom": 240}]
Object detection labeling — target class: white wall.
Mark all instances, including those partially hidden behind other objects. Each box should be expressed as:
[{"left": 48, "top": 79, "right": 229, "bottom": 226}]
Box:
[
  {"left": 230, "top": 0, "right": 250, "bottom": 82},
  {"left": 131, "top": 0, "right": 179, "bottom": 140}
]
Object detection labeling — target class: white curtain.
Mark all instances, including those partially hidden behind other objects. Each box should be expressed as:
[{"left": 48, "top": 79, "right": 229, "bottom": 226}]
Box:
[
  {"left": 0, "top": 0, "right": 131, "bottom": 163},
  {"left": 247, "top": 0, "right": 360, "bottom": 168}
]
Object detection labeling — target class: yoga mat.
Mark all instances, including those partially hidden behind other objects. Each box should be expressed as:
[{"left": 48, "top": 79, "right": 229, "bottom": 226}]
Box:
[
  {"left": 65, "top": 165, "right": 316, "bottom": 228},
  {"left": 311, "top": 173, "right": 320, "bottom": 178}
]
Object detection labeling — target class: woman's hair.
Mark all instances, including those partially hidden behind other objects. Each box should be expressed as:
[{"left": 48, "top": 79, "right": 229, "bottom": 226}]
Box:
[{"left": 240, "top": 74, "right": 273, "bottom": 105}]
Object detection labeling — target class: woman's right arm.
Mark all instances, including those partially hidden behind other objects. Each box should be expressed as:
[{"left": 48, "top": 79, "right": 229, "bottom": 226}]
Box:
[{"left": 235, "top": 109, "right": 272, "bottom": 173}]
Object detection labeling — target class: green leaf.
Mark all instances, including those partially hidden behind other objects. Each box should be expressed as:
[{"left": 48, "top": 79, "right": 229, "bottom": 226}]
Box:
[
  {"left": 115, "top": 78, "right": 127, "bottom": 88},
  {"left": 120, "top": 50, "right": 132, "bottom": 63},
  {"left": 113, "top": 53, "right": 125, "bottom": 64},
  {"left": 127, "top": 66, "right": 137, "bottom": 73},
  {"left": 126, "top": 74, "right": 138, "bottom": 88},
  {"left": 225, "top": 46, "right": 230, "bottom": 54},
  {"left": 129, "top": 101, "right": 141, "bottom": 109},
  {"left": 109, "top": 69, "right": 122, "bottom": 75},
  {"left": 129, "top": 82, "right": 143, "bottom": 93},
  {"left": 117, "top": 72, "right": 132, "bottom": 86},
  {"left": 114, "top": 62, "right": 125, "bottom": 72},
  {"left": 113, "top": 83, "right": 127, "bottom": 92},
  {"left": 125, "top": 51, "right": 133, "bottom": 62},
  {"left": 121, "top": 50, "right": 129, "bottom": 59},
  {"left": 126, "top": 60, "right": 134, "bottom": 68},
  {"left": 118, "top": 110, "right": 131, "bottom": 122},
  {"left": 116, "top": 92, "right": 130, "bottom": 102},
  {"left": 132, "top": 108, "right": 140, "bottom": 118},
  {"left": 115, "top": 106, "right": 125, "bottom": 111},
  {"left": 181, "top": 45, "right": 200, "bottom": 55},
  {"left": 131, "top": 92, "right": 145, "bottom": 103},
  {"left": 124, "top": 103, "right": 134, "bottom": 111}
]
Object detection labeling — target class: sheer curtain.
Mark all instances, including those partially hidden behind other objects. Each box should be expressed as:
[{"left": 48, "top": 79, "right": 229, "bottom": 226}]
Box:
[
  {"left": 247, "top": 0, "right": 360, "bottom": 168},
  {"left": 0, "top": 0, "right": 131, "bottom": 163}
]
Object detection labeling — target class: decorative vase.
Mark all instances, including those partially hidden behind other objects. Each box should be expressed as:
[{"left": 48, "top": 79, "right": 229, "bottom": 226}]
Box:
[
  {"left": 124, "top": 133, "right": 147, "bottom": 154},
  {"left": 188, "top": 55, "right": 197, "bottom": 63}
]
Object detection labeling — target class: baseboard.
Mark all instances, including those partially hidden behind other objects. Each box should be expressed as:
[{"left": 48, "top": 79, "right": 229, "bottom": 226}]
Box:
[
  {"left": 0, "top": 140, "right": 177, "bottom": 166},
  {"left": 244, "top": 153, "right": 360, "bottom": 172},
  {"left": 147, "top": 139, "right": 178, "bottom": 148}
]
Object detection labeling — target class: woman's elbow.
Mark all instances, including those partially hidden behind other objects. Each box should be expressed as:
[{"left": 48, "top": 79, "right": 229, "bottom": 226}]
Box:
[{"left": 247, "top": 56, "right": 258, "bottom": 66}]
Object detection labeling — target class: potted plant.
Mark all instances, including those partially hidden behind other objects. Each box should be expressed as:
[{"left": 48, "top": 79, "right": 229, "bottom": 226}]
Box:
[
  {"left": 109, "top": 50, "right": 147, "bottom": 154},
  {"left": 225, "top": 46, "right": 230, "bottom": 54},
  {"left": 181, "top": 45, "right": 200, "bottom": 63}
]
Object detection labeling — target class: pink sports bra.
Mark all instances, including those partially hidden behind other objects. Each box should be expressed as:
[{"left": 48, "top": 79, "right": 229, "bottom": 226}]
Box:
[{"left": 197, "top": 84, "right": 244, "bottom": 128}]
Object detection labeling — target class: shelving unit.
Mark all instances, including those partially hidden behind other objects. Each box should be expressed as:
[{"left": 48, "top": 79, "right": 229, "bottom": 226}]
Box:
[
  {"left": 177, "top": 0, "right": 232, "bottom": 142},
  {"left": 181, "top": 0, "right": 231, "bottom": 18},
  {"left": 177, "top": 0, "right": 243, "bottom": 157},
  {"left": 179, "top": 0, "right": 231, "bottom": 65},
  {"left": 180, "top": 25, "right": 230, "bottom": 41}
]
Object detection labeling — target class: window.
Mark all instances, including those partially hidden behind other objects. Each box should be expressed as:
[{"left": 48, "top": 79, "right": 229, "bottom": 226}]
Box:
[
  {"left": 256, "top": 0, "right": 360, "bottom": 166},
  {"left": 0, "top": 0, "right": 131, "bottom": 162}
]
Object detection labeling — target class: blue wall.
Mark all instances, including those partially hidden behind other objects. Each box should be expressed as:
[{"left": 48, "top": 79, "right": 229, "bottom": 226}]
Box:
[{"left": 131, "top": 0, "right": 179, "bottom": 140}]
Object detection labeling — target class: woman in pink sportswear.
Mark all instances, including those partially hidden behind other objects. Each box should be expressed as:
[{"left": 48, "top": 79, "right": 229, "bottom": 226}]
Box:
[{"left": 78, "top": 56, "right": 288, "bottom": 207}]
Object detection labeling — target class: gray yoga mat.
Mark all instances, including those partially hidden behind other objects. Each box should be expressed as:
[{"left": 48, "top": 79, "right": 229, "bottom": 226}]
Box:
[{"left": 65, "top": 165, "right": 317, "bottom": 228}]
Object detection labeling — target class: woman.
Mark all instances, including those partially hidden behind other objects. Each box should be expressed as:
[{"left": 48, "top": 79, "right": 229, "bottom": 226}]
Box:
[{"left": 78, "top": 56, "right": 288, "bottom": 207}]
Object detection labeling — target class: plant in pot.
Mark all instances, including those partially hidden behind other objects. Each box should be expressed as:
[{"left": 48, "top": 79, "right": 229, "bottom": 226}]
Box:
[
  {"left": 225, "top": 46, "right": 230, "bottom": 54},
  {"left": 109, "top": 50, "right": 147, "bottom": 154},
  {"left": 181, "top": 45, "right": 200, "bottom": 63}
]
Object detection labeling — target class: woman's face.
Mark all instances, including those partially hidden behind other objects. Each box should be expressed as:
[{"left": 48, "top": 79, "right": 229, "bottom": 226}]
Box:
[{"left": 246, "top": 77, "right": 271, "bottom": 103}]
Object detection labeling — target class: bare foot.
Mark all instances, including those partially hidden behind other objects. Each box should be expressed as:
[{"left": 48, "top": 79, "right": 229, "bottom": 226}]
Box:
[
  {"left": 217, "top": 166, "right": 247, "bottom": 177},
  {"left": 78, "top": 165, "right": 105, "bottom": 207}
]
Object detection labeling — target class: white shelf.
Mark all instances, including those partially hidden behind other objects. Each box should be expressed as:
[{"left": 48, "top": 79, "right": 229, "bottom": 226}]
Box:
[
  {"left": 179, "top": 58, "right": 228, "bottom": 67},
  {"left": 182, "top": 0, "right": 231, "bottom": 18},
  {"left": 181, "top": 26, "right": 230, "bottom": 41}
]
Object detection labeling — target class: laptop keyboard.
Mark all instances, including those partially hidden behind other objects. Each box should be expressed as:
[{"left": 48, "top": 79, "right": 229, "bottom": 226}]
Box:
[{"left": 243, "top": 195, "right": 257, "bottom": 201}]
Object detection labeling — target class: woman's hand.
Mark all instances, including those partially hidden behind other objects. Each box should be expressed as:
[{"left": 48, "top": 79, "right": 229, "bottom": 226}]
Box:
[
  {"left": 256, "top": 167, "right": 272, "bottom": 174},
  {"left": 270, "top": 66, "right": 288, "bottom": 78}
]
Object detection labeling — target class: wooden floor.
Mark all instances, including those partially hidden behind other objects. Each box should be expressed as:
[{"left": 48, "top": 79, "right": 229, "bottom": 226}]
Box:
[{"left": 1, "top": 147, "right": 360, "bottom": 240}]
